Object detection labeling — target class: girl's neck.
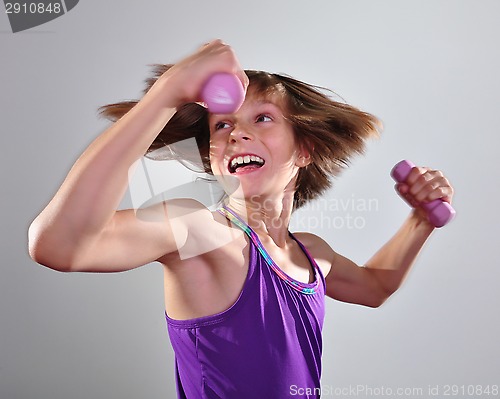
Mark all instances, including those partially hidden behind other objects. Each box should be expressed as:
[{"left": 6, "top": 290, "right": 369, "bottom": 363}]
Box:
[{"left": 225, "top": 193, "right": 294, "bottom": 248}]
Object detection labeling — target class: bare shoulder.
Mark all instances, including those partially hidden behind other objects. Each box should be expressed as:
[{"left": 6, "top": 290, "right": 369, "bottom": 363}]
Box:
[
  {"left": 158, "top": 199, "right": 243, "bottom": 264},
  {"left": 163, "top": 197, "right": 214, "bottom": 219},
  {"left": 292, "top": 231, "right": 335, "bottom": 277}
]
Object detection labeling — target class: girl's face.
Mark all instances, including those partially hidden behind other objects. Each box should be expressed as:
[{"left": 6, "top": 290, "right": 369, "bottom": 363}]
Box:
[{"left": 209, "top": 92, "right": 308, "bottom": 203}]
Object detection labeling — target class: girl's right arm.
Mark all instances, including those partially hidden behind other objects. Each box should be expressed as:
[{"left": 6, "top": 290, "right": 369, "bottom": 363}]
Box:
[{"left": 28, "top": 40, "right": 247, "bottom": 273}]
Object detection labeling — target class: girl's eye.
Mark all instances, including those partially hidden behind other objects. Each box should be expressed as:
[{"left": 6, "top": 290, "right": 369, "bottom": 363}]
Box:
[
  {"left": 214, "top": 121, "right": 231, "bottom": 130},
  {"left": 256, "top": 114, "right": 273, "bottom": 123}
]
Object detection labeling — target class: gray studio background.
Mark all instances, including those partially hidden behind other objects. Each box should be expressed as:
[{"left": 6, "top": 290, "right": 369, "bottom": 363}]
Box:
[{"left": 1, "top": 1, "right": 499, "bottom": 398}]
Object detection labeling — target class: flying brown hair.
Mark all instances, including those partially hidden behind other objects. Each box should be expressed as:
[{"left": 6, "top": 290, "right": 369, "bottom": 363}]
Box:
[{"left": 99, "top": 65, "right": 381, "bottom": 209}]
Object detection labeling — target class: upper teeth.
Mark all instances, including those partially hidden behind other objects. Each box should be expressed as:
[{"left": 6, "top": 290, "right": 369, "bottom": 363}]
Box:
[{"left": 230, "top": 155, "right": 264, "bottom": 169}]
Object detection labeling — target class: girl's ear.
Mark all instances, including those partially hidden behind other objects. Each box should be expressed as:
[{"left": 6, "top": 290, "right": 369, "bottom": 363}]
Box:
[
  {"left": 295, "top": 142, "right": 313, "bottom": 167},
  {"left": 296, "top": 154, "right": 312, "bottom": 167}
]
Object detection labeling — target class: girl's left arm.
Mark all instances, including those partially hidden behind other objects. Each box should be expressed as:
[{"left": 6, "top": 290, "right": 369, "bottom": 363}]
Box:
[{"left": 324, "top": 165, "right": 454, "bottom": 307}]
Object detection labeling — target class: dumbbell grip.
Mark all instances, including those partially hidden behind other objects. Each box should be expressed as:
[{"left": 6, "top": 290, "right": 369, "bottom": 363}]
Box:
[{"left": 391, "top": 160, "right": 456, "bottom": 228}]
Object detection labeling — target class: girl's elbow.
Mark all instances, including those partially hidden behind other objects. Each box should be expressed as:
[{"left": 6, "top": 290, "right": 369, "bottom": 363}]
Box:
[
  {"left": 28, "top": 243, "right": 73, "bottom": 273},
  {"left": 368, "top": 293, "right": 390, "bottom": 308},
  {"left": 28, "top": 223, "right": 74, "bottom": 273},
  {"left": 366, "top": 287, "right": 395, "bottom": 308}
]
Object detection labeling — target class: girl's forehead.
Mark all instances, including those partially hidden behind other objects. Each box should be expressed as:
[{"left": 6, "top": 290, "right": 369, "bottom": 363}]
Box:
[
  {"left": 208, "top": 90, "right": 285, "bottom": 120},
  {"left": 245, "top": 86, "right": 286, "bottom": 107},
  {"left": 242, "top": 94, "right": 282, "bottom": 111}
]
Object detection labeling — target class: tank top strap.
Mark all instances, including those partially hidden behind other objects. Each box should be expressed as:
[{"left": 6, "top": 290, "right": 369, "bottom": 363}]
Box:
[{"left": 217, "top": 205, "right": 321, "bottom": 295}]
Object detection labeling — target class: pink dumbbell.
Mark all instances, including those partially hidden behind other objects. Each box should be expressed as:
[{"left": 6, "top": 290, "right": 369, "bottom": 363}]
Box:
[
  {"left": 391, "top": 160, "right": 456, "bottom": 228},
  {"left": 201, "top": 73, "right": 245, "bottom": 114}
]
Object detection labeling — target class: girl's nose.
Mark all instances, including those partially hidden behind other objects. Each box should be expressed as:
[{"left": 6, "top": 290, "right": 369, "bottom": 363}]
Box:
[{"left": 228, "top": 126, "right": 253, "bottom": 143}]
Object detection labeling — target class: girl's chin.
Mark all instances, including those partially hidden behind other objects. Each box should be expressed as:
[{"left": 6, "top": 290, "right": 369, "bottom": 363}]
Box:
[
  {"left": 215, "top": 172, "right": 291, "bottom": 202},
  {"left": 215, "top": 170, "right": 265, "bottom": 193}
]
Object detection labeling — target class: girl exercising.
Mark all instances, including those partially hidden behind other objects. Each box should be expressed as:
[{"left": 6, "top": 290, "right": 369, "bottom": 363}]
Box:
[{"left": 29, "top": 40, "right": 454, "bottom": 398}]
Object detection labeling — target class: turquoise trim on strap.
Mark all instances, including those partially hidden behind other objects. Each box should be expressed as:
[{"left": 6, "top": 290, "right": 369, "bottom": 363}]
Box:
[{"left": 218, "top": 206, "right": 319, "bottom": 295}]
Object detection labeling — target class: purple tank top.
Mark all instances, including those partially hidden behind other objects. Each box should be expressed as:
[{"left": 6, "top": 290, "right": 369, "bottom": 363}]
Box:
[{"left": 165, "top": 206, "right": 326, "bottom": 398}]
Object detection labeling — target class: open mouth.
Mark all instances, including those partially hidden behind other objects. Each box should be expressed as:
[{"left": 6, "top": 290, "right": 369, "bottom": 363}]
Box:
[{"left": 228, "top": 154, "right": 266, "bottom": 174}]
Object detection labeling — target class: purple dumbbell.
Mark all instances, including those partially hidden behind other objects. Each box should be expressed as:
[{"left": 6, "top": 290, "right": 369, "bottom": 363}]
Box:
[
  {"left": 201, "top": 73, "right": 245, "bottom": 114},
  {"left": 391, "top": 160, "right": 456, "bottom": 228}
]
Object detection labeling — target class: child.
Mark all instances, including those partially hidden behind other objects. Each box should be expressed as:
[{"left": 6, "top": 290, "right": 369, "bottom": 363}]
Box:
[{"left": 28, "top": 40, "right": 454, "bottom": 398}]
